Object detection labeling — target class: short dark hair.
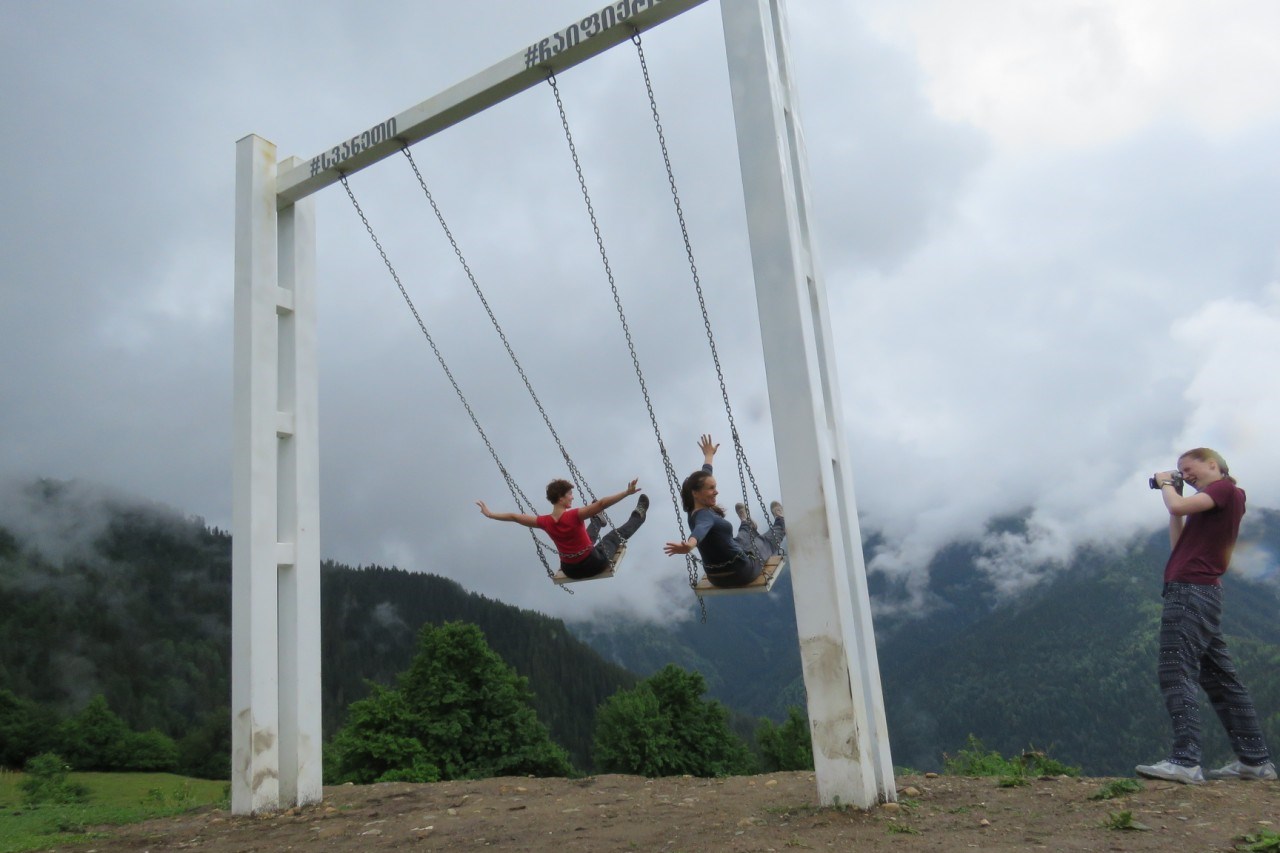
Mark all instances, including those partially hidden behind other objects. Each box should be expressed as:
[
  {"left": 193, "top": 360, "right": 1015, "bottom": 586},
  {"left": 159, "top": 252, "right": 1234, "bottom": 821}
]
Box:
[{"left": 546, "top": 478, "right": 574, "bottom": 504}]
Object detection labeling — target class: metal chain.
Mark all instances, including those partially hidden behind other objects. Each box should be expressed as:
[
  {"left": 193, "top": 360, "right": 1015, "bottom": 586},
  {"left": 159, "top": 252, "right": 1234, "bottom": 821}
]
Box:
[
  {"left": 340, "top": 174, "right": 570, "bottom": 592},
  {"left": 546, "top": 69, "right": 705, "bottom": 620},
  {"left": 631, "top": 32, "right": 785, "bottom": 580},
  {"left": 399, "top": 146, "right": 611, "bottom": 529}
]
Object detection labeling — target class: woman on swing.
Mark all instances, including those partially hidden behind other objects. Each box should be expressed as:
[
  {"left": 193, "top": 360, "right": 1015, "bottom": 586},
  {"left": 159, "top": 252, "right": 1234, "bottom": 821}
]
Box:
[
  {"left": 664, "top": 435, "right": 786, "bottom": 587},
  {"left": 477, "top": 479, "right": 648, "bottom": 579}
]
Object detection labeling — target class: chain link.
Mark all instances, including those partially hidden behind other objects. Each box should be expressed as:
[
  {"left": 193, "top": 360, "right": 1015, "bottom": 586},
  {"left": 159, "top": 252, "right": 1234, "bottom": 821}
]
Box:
[
  {"left": 340, "top": 174, "right": 570, "bottom": 593},
  {"left": 546, "top": 69, "right": 705, "bottom": 621},
  {"left": 631, "top": 33, "right": 785, "bottom": 582},
  {"left": 399, "top": 146, "right": 612, "bottom": 529}
]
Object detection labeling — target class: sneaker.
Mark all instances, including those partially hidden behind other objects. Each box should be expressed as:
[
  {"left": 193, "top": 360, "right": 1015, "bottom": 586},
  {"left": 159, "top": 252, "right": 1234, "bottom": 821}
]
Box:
[
  {"left": 770, "top": 500, "right": 784, "bottom": 519},
  {"left": 1135, "top": 760, "right": 1204, "bottom": 784},
  {"left": 634, "top": 493, "right": 649, "bottom": 519},
  {"left": 735, "top": 502, "right": 751, "bottom": 523},
  {"left": 1206, "top": 760, "right": 1277, "bottom": 781}
]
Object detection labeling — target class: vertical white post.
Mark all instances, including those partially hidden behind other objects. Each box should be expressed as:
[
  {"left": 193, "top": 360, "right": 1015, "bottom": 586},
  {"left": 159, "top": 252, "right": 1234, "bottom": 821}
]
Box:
[
  {"left": 276, "top": 156, "right": 323, "bottom": 807},
  {"left": 234, "top": 143, "right": 322, "bottom": 814},
  {"left": 720, "top": 0, "right": 896, "bottom": 807},
  {"left": 232, "top": 134, "right": 281, "bottom": 814}
]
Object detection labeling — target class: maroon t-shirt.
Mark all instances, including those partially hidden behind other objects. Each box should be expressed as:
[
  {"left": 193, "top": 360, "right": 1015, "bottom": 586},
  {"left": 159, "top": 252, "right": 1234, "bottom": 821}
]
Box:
[{"left": 1164, "top": 478, "right": 1245, "bottom": 585}]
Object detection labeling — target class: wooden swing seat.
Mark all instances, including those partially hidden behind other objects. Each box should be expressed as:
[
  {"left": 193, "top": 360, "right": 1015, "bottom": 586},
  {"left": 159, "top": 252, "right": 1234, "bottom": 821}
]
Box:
[
  {"left": 552, "top": 541, "right": 626, "bottom": 585},
  {"left": 695, "top": 554, "right": 786, "bottom": 596}
]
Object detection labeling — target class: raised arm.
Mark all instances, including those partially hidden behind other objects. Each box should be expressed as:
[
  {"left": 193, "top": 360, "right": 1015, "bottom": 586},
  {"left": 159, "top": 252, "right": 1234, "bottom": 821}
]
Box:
[
  {"left": 698, "top": 433, "right": 718, "bottom": 466},
  {"left": 579, "top": 479, "right": 640, "bottom": 519},
  {"left": 475, "top": 500, "right": 538, "bottom": 528}
]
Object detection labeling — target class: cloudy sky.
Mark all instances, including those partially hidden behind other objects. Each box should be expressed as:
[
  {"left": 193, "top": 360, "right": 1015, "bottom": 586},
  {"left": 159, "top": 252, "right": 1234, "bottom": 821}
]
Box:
[{"left": 3, "top": 0, "right": 1279, "bottom": 624}]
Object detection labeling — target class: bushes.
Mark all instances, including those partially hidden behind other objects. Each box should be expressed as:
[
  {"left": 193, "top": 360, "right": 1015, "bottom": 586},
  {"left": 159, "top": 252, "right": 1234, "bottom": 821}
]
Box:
[
  {"left": 327, "top": 621, "right": 572, "bottom": 784},
  {"left": 1, "top": 692, "right": 179, "bottom": 774},
  {"left": 756, "top": 707, "right": 814, "bottom": 772},
  {"left": 56, "top": 695, "right": 177, "bottom": 772},
  {"left": 942, "top": 735, "right": 1079, "bottom": 785},
  {"left": 20, "top": 753, "right": 90, "bottom": 805},
  {"left": 593, "top": 665, "right": 753, "bottom": 777}
]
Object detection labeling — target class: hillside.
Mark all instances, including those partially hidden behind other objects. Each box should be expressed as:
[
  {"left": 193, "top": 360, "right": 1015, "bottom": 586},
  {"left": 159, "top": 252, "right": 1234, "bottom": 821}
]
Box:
[
  {"left": 0, "top": 480, "right": 636, "bottom": 773},
  {"left": 4, "top": 478, "right": 1279, "bottom": 780},
  {"left": 571, "top": 511, "right": 1280, "bottom": 776}
]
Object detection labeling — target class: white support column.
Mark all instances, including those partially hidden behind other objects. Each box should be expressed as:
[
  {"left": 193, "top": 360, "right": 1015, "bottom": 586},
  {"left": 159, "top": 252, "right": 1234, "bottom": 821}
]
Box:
[
  {"left": 232, "top": 134, "right": 281, "bottom": 814},
  {"left": 720, "top": 0, "right": 895, "bottom": 807},
  {"left": 233, "top": 142, "right": 323, "bottom": 815},
  {"left": 276, "top": 156, "right": 322, "bottom": 807}
]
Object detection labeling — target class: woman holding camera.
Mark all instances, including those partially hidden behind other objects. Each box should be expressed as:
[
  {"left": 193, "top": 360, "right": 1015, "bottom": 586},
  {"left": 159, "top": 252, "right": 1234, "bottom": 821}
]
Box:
[{"left": 1135, "top": 448, "right": 1275, "bottom": 784}]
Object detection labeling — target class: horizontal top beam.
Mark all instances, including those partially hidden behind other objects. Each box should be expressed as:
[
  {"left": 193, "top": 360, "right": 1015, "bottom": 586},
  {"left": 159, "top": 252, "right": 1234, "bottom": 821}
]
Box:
[{"left": 276, "top": 0, "right": 711, "bottom": 208}]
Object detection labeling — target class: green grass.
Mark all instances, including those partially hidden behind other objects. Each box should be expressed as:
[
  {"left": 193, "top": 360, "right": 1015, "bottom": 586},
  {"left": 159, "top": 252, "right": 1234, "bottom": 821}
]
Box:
[
  {"left": 1090, "top": 779, "right": 1143, "bottom": 800},
  {"left": 0, "top": 770, "right": 227, "bottom": 853},
  {"left": 1239, "top": 829, "right": 1280, "bottom": 852},
  {"left": 941, "top": 736, "right": 1080, "bottom": 783}
]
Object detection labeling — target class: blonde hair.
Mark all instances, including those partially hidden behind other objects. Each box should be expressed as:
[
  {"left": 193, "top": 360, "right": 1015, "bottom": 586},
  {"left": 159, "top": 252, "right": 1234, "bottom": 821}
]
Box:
[{"left": 1179, "top": 447, "right": 1237, "bottom": 485}]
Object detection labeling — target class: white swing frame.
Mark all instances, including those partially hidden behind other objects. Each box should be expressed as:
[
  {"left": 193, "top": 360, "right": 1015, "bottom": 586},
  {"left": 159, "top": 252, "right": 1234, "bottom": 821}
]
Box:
[{"left": 234, "top": 0, "right": 893, "bottom": 814}]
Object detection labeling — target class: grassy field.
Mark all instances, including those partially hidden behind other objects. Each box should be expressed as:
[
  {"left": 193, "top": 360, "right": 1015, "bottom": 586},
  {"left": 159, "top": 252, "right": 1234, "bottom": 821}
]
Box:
[{"left": 0, "top": 770, "right": 227, "bottom": 853}]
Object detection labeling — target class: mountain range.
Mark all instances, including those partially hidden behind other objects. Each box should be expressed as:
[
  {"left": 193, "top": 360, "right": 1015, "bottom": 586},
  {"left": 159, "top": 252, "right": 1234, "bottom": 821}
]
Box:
[{"left": 2, "top": 478, "right": 1277, "bottom": 777}]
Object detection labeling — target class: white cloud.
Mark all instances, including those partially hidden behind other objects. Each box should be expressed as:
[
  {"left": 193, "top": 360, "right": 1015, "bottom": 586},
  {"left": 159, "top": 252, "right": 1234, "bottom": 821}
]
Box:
[
  {"left": 2, "top": 1, "right": 1279, "bottom": 624},
  {"left": 862, "top": 0, "right": 1280, "bottom": 151}
]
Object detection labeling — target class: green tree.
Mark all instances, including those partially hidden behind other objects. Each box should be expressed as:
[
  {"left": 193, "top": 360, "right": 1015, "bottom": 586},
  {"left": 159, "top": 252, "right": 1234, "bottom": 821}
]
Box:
[
  {"left": 593, "top": 664, "right": 753, "bottom": 777},
  {"left": 20, "top": 752, "right": 89, "bottom": 806},
  {"left": 0, "top": 689, "right": 56, "bottom": 768},
  {"left": 328, "top": 621, "right": 572, "bottom": 783},
  {"left": 121, "top": 728, "right": 178, "bottom": 772},
  {"left": 57, "top": 694, "right": 132, "bottom": 770},
  {"left": 756, "top": 706, "right": 814, "bottom": 772},
  {"left": 177, "top": 708, "right": 231, "bottom": 779},
  {"left": 54, "top": 694, "right": 177, "bottom": 771}
]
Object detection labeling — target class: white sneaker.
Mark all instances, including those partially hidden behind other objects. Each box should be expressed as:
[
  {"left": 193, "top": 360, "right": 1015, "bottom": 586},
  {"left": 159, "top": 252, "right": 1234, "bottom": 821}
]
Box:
[
  {"left": 1206, "top": 760, "right": 1277, "bottom": 781},
  {"left": 1135, "top": 760, "right": 1204, "bottom": 784},
  {"left": 735, "top": 503, "right": 751, "bottom": 523},
  {"left": 770, "top": 500, "right": 784, "bottom": 519}
]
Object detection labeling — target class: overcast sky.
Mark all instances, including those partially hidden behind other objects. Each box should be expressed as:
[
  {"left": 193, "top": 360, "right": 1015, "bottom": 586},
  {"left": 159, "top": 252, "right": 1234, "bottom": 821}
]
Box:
[{"left": 3, "top": 0, "right": 1279, "bottom": 624}]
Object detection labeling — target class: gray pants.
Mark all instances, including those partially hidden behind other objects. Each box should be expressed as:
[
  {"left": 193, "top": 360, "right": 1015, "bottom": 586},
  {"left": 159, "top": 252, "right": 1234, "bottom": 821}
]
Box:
[
  {"left": 1158, "top": 582, "right": 1271, "bottom": 767},
  {"left": 705, "top": 516, "right": 786, "bottom": 587}
]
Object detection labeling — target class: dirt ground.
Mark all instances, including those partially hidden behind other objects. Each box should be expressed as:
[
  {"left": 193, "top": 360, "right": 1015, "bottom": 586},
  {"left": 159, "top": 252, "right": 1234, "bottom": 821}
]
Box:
[{"left": 58, "top": 772, "right": 1278, "bottom": 852}]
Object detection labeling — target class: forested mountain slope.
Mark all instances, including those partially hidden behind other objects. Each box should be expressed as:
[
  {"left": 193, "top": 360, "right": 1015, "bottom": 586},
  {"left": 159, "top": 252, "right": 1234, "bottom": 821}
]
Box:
[
  {"left": 0, "top": 480, "right": 636, "bottom": 772},
  {"left": 571, "top": 512, "right": 1280, "bottom": 775},
  {"left": 3, "top": 479, "right": 1277, "bottom": 777}
]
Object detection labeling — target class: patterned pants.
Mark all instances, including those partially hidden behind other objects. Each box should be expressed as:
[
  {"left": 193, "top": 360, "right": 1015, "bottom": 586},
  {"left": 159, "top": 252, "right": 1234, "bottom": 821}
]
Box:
[{"left": 1158, "top": 582, "right": 1271, "bottom": 767}]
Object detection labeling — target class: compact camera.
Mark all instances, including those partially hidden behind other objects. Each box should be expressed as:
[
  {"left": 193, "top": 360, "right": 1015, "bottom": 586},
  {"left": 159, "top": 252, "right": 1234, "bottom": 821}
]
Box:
[{"left": 1148, "top": 473, "right": 1185, "bottom": 491}]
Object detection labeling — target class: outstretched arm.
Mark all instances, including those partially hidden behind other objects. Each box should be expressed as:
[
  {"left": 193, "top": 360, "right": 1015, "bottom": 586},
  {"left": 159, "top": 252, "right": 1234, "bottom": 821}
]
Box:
[
  {"left": 664, "top": 536, "right": 698, "bottom": 556},
  {"left": 579, "top": 479, "right": 640, "bottom": 519},
  {"left": 664, "top": 508, "right": 712, "bottom": 556},
  {"left": 476, "top": 500, "right": 538, "bottom": 528}
]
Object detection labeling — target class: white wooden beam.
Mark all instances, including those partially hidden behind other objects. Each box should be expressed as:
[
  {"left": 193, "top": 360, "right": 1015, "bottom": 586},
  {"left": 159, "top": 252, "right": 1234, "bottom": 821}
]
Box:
[{"left": 277, "top": 0, "right": 712, "bottom": 207}]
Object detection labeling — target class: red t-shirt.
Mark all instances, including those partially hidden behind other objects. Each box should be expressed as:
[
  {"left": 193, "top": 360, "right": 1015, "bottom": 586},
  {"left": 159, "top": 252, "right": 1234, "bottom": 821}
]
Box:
[
  {"left": 536, "top": 508, "right": 593, "bottom": 563},
  {"left": 1164, "top": 478, "right": 1245, "bottom": 585}
]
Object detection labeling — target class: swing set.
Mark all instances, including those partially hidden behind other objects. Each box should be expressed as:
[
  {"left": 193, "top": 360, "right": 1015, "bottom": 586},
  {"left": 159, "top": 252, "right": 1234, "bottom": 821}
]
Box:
[
  {"left": 339, "top": 32, "right": 784, "bottom": 605},
  {"left": 233, "top": 0, "right": 892, "bottom": 817}
]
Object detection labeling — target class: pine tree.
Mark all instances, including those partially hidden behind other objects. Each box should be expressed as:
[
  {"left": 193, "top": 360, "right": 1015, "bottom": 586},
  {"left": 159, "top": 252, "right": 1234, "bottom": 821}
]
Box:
[
  {"left": 593, "top": 664, "right": 753, "bottom": 777},
  {"left": 328, "top": 621, "right": 572, "bottom": 783}
]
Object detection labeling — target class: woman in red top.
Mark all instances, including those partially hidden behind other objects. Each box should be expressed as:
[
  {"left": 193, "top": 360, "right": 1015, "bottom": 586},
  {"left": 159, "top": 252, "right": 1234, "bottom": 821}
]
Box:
[
  {"left": 477, "top": 478, "right": 648, "bottom": 579},
  {"left": 1135, "top": 448, "right": 1275, "bottom": 784}
]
